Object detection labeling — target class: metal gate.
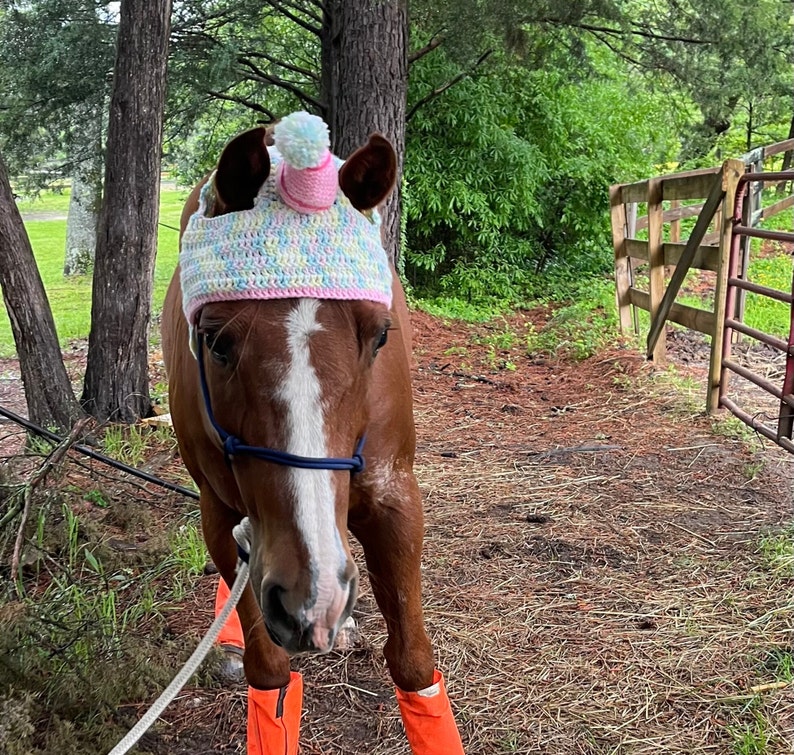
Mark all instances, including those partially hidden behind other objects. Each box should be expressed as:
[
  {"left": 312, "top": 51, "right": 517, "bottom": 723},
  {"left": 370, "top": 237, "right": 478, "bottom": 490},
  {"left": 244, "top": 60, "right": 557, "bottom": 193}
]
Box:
[{"left": 720, "top": 171, "right": 794, "bottom": 452}]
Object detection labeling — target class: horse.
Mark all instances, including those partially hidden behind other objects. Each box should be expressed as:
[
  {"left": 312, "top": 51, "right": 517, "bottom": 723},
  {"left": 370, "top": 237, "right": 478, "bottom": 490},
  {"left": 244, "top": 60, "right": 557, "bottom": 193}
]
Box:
[{"left": 161, "top": 112, "right": 463, "bottom": 754}]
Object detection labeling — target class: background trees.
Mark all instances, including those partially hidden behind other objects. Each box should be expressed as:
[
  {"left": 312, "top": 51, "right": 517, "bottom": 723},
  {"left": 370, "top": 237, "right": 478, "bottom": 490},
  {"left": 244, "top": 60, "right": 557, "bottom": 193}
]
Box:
[
  {"left": 81, "top": 0, "right": 172, "bottom": 423},
  {"left": 0, "top": 2, "right": 116, "bottom": 276},
  {"left": 0, "top": 0, "right": 791, "bottom": 425}
]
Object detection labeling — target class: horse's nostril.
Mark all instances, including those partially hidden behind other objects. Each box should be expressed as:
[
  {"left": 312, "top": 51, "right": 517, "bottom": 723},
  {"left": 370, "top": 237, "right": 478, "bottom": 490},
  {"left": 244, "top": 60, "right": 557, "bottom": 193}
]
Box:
[
  {"left": 265, "top": 584, "right": 302, "bottom": 631},
  {"left": 266, "top": 585, "right": 289, "bottom": 624}
]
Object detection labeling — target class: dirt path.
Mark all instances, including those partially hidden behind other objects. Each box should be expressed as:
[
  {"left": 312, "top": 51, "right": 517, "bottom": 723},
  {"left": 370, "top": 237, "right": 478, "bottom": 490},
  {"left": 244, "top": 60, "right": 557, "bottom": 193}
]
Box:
[
  {"left": 3, "top": 310, "right": 793, "bottom": 754},
  {"left": 149, "top": 312, "right": 793, "bottom": 754}
]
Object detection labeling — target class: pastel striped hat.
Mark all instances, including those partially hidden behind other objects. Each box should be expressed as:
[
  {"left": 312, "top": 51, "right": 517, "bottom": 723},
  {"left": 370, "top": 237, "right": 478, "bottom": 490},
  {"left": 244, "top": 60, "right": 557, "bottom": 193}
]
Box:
[{"left": 180, "top": 112, "right": 393, "bottom": 325}]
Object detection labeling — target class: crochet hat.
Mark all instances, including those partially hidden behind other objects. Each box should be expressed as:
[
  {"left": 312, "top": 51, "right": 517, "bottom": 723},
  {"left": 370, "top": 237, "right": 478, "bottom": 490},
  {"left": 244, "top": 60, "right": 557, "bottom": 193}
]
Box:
[
  {"left": 273, "top": 113, "right": 338, "bottom": 213},
  {"left": 179, "top": 112, "right": 393, "bottom": 325}
]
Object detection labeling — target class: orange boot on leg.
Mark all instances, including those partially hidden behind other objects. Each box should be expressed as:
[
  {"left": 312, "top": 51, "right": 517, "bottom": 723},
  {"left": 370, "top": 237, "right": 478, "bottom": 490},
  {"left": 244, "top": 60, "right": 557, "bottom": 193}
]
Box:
[
  {"left": 396, "top": 670, "right": 465, "bottom": 755},
  {"left": 247, "top": 672, "right": 303, "bottom": 755},
  {"left": 215, "top": 577, "right": 245, "bottom": 681}
]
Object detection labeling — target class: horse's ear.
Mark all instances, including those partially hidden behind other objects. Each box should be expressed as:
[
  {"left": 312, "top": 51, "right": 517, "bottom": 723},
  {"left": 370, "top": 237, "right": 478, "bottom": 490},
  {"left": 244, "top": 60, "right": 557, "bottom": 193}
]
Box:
[
  {"left": 338, "top": 134, "right": 397, "bottom": 211},
  {"left": 213, "top": 127, "right": 271, "bottom": 214}
]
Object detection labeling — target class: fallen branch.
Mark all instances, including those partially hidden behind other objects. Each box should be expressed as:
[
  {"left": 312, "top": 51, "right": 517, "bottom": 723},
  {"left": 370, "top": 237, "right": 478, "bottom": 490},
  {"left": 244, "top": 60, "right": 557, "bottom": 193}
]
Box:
[{"left": 10, "top": 417, "right": 92, "bottom": 589}]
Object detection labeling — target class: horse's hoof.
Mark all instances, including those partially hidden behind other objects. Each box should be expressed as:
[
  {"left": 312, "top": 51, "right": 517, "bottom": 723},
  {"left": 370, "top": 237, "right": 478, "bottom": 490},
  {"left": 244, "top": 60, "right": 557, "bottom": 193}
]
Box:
[
  {"left": 333, "top": 616, "right": 359, "bottom": 650},
  {"left": 217, "top": 644, "right": 245, "bottom": 684}
]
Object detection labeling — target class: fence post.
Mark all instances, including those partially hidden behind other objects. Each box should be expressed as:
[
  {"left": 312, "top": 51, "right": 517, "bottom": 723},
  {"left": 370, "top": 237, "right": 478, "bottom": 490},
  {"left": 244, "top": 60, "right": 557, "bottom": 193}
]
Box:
[
  {"left": 610, "top": 185, "right": 633, "bottom": 334},
  {"left": 735, "top": 152, "right": 761, "bottom": 333},
  {"left": 707, "top": 159, "right": 744, "bottom": 413},
  {"left": 646, "top": 178, "right": 665, "bottom": 362}
]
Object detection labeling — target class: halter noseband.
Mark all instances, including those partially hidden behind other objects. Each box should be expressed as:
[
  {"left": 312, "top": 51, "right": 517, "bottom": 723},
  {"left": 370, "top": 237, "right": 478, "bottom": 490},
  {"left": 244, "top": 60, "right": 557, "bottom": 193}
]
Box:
[{"left": 196, "top": 332, "right": 366, "bottom": 473}]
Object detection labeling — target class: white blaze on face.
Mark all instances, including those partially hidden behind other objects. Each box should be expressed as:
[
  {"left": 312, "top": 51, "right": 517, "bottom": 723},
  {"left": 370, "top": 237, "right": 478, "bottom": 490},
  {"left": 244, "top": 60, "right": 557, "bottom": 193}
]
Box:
[{"left": 277, "top": 299, "right": 349, "bottom": 647}]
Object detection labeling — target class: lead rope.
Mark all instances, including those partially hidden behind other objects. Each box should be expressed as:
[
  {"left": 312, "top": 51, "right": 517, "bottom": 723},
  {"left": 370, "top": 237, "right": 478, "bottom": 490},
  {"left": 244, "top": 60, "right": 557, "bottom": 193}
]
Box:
[{"left": 108, "top": 518, "right": 253, "bottom": 755}]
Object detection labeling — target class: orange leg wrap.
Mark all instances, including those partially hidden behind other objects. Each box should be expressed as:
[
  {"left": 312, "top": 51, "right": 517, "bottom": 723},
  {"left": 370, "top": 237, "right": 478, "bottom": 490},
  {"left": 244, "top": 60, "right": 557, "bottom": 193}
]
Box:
[
  {"left": 247, "top": 672, "right": 303, "bottom": 755},
  {"left": 396, "top": 670, "right": 465, "bottom": 755},
  {"left": 215, "top": 576, "right": 245, "bottom": 650}
]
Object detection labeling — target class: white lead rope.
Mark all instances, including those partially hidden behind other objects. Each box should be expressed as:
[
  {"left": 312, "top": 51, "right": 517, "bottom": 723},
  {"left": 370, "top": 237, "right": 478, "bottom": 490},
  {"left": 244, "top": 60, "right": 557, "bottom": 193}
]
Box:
[{"left": 108, "top": 518, "right": 253, "bottom": 755}]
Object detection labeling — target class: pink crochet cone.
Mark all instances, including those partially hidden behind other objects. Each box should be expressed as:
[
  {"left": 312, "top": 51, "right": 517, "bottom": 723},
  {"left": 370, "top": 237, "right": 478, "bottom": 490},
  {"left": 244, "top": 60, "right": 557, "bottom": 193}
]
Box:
[{"left": 276, "top": 150, "right": 338, "bottom": 213}]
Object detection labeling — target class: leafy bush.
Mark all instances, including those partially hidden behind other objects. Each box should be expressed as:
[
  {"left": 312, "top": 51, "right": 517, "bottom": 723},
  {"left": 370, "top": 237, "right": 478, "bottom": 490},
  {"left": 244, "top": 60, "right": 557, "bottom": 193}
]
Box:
[{"left": 404, "top": 50, "right": 678, "bottom": 305}]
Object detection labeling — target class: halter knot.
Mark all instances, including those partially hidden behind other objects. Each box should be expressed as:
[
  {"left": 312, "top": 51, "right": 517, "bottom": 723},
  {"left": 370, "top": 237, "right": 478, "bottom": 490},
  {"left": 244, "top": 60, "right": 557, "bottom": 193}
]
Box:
[{"left": 223, "top": 434, "right": 240, "bottom": 466}]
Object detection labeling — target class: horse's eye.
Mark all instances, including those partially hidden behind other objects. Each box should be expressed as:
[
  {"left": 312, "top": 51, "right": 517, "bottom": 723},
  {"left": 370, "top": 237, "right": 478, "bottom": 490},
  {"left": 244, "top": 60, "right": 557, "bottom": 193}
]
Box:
[
  {"left": 205, "top": 333, "right": 231, "bottom": 366},
  {"left": 374, "top": 328, "right": 388, "bottom": 356}
]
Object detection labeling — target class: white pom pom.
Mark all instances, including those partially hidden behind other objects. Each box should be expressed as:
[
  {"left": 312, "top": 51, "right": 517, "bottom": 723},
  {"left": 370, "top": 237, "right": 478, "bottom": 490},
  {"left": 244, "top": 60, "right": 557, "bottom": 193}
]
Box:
[{"left": 273, "top": 111, "right": 330, "bottom": 169}]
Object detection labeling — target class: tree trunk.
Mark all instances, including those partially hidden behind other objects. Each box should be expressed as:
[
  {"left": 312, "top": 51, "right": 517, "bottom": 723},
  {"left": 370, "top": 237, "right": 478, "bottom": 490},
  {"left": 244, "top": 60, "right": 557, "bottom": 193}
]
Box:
[
  {"left": 81, "top": 0, "right": 172, "bottom": 423},
  {"left": 777, "top": 112, "right": 794, "bottom": 196},
  {"left": 0, "top": 153, "right": 83, "bottom": 431},
  {"left": 64, "top": 108, "right": 103, "bottom": 277},
  {"left": 323, "top": 0, "right": 408, "bottom": 266}
]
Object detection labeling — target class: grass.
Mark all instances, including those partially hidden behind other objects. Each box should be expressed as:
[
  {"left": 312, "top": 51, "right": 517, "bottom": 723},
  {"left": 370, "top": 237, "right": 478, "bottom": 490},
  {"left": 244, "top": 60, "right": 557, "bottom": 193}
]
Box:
[
  {"left": 167, "top": 516, "right": 209, "bottom": 596},
  {"left": 525, "top": 276, "right": 619, "bottom": 360},
  {"left": 0, "top": 441, "right": 217, "bottom": 755},
  {"left": 764, "top": 647, "right": 794, "bottom": 684},
  {"left": 730, "top": 712, "right": 771, "bottom": 755},
  {"left": 413, "top": 295, "right": 505, "bottom": 322},
  {"left": 0, "top": 187, "right": 188, "bottom": 356},
  {"left": 758, "top": 527, "right": 794, "bottom": 577},
  {"left": 100, "top": 423, "right": 177, "bottom": 467},
  {"left": 743, "top": 249, "right": 792, "bottom": 338}
]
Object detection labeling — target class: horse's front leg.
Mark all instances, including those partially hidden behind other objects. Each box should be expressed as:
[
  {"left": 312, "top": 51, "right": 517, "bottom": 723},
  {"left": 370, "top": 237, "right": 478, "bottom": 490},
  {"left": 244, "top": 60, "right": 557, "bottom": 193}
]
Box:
[
  {"left": 200, "top": 487, "right": 302, "bottom": 755},
  {"left": 351, "top": 469, "right": 465, "bottom": 754}
]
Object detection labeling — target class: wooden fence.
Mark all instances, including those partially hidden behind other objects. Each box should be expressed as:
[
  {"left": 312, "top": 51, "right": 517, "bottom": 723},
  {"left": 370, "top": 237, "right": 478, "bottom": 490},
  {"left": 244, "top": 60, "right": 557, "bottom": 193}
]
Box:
[{"left": 610, "top": 138, "right": 794, "bottom": 413}]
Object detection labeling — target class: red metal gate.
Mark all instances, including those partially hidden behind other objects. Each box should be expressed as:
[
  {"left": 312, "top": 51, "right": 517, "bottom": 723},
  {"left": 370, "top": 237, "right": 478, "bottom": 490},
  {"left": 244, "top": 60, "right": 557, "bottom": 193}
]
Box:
[{"left": 720, "top": 171, "right": 794, "bottom": 452}]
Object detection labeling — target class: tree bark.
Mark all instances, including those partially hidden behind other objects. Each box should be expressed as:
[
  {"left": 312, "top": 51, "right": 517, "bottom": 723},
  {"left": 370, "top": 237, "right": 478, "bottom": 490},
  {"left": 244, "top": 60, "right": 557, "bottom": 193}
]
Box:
[
  {"left": 777, "top": 112, "right": 794, "bottom": 195},
  {"left": 81, "top": 0, "right": 172, "bottom": 423},
  {"left": 0, "top": 153, "right": 83, "bottom": 431},
  {"left": 323, "top": 0, "right": 408, "bottom": 266},
  {"left": 64, "top": 108, "right": 103, "bottom": 277}
]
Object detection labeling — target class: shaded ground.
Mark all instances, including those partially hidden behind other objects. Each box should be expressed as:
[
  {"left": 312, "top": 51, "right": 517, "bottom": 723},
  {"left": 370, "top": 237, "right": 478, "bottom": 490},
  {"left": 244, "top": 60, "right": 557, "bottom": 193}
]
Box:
[{"left": 2, "top": 308, "right": 793, "bottom": 754}]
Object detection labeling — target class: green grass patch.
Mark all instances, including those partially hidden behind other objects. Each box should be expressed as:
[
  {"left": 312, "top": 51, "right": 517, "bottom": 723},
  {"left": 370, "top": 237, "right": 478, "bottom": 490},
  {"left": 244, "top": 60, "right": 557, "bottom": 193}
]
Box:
[
  {"left": 100, "top": 423, "right": 177, "bottom": 468},
  {"left": 14, "top": 190, "right": 71, "bottom": 215},
  {"left": 763, "top": 647, "right": 794, "bottom": 684},
  {"left": 744, "top": 252, "right": 792, "bottom": 339},
  {"left": 730, "top": 711, "right": 771, "bottom": 755},
  {"left": 758, "top": 527, "right": 794, "bottom": 577},
  {"left": 412, "top": 295, "right": 506, "bottom": 322},
  {"left": 525, "top": 277, "right": 619, "bottom": 360},
  {"left": 0, "top": 188, "right": 188, "bottom": 356}
]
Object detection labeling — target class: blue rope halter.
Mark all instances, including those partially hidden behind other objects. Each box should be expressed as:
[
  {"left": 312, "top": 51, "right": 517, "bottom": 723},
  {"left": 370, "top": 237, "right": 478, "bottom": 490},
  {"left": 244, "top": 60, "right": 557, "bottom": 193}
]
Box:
[{"left": 196, "top": 332, "right": 366, "bottom": 473}]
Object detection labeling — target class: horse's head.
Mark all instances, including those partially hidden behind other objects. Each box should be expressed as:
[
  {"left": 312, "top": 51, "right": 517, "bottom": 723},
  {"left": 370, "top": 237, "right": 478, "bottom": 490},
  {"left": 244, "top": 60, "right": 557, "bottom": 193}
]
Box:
[{"left": 177, "top": 114, "right": 398, "bottom": 654}]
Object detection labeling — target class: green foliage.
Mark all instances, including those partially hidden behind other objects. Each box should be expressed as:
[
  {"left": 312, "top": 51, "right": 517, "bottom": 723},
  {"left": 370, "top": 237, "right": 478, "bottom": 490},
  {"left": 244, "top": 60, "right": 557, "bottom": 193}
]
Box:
[
  {"left": 414, "top": 0, "right": 794, "bottom": 163},
  {"left": 0, "top": 447, "right": 217, "bottom": 755},
  {"left": 524, "top": 276, "right": 618, "bottom": 360},
  {"left": 0, "top": 1, "right": 115, "bottom": 183},
  {"left": 414, "top": 296, "right": 506, "bottom": 323},
  {"left": 165, "top": 0, "right": 318, "bottom": 185},
  {"left": 404, "top": 49, "right": 677, "bottom": 306}
]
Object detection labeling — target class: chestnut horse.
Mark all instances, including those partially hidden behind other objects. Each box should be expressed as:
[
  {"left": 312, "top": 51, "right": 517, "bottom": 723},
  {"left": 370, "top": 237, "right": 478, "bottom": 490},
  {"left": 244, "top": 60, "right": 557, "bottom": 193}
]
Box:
[{"left": 161, "top": 122, "right": 463, "bottom": 753}]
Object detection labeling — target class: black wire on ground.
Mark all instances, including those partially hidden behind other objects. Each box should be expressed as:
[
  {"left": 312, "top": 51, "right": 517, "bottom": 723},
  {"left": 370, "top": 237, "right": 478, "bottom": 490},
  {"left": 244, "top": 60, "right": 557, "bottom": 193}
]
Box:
[{"left": 0, "top": 404, "right": 200, "bottom": 501}]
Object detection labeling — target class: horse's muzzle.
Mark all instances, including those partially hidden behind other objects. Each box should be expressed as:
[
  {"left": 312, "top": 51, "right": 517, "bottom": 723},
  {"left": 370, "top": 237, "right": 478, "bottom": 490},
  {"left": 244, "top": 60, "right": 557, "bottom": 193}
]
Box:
[{"left": 262, "top": 575, "right": 358, "bottom": 654}]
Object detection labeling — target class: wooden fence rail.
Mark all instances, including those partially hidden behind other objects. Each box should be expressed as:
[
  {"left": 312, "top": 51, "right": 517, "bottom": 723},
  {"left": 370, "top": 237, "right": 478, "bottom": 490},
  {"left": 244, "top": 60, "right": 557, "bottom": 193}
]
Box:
[{"left": 610, "top": 138, "right": 794, "bottom": 413}]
